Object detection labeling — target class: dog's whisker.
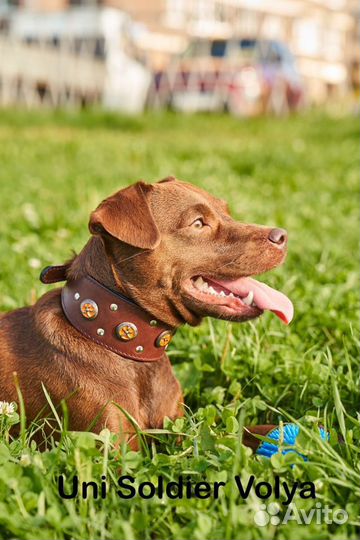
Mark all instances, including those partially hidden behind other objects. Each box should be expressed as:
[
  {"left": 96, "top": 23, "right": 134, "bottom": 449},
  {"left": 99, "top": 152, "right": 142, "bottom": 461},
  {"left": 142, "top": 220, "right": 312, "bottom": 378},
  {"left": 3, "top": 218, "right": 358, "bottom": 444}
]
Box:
[
  {"left": 118, "top": 250, "right": 152, "bottom": 264},
  {"left": 212, "top": 258, "right": 239, "bottom": 274}
]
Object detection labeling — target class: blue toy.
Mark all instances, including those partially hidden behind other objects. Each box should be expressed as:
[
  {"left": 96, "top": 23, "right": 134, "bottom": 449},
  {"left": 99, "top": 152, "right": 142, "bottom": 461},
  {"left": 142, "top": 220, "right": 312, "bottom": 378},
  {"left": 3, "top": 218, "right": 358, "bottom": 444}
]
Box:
[{"left": 256, "top": 423, "right": 328, "bottom": 460}]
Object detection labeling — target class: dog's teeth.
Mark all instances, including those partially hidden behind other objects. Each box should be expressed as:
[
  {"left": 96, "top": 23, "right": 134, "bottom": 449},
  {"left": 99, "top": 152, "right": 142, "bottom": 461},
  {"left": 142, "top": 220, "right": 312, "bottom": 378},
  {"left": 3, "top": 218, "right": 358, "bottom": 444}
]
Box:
[
  {"left": 229, "top": 292, "right": 235, "bottom": 298},
  {"left": 242, "top": 291, "right": 254, "bottom": 306},
  {"left": 194, "top": 276, "right": 204, "bottom": 290},
  {"left": 208, "top": 286, "right": 216, "bottom": 295},
  {"left": 219, "top": 290, "right": 226, "bottom": 297},
  {"left": 201, "top": 281, "right": 209, "bottom": 291}
]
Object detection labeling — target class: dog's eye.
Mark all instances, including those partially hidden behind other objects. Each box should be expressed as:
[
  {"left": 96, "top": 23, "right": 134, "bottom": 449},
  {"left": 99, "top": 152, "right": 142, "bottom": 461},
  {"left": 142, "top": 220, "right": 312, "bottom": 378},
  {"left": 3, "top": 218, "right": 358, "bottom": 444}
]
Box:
[{"left": 192, "top": 218, "right": 204, "bottom": 229}]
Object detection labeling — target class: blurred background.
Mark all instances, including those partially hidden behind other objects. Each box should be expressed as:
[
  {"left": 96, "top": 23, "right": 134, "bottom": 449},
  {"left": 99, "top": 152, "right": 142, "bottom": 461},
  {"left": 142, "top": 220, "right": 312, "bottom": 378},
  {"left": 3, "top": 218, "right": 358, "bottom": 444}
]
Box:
[{"left": 0, "top": 0, "right": 359, "bottom": 116}]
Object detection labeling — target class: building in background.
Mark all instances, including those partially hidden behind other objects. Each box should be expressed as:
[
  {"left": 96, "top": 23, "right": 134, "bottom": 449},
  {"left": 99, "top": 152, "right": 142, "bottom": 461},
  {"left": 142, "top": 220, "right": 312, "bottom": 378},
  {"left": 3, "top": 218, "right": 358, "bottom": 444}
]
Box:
[
  {"left": 0, "top": 1, "right": 152, "bottom": 111},
  {"left": 112, "top": 0, "right": 359, "bottom": 104},
  {"left": 0, "top": 0, "right": 358, "bottom": 107}
]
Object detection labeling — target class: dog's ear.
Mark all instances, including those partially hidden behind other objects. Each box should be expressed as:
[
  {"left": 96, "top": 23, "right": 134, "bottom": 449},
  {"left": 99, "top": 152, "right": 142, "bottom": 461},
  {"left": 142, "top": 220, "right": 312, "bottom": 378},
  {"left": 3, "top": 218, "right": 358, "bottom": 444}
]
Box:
[{"left": 89, "top": 181, "right": 160, "bottom": 249}]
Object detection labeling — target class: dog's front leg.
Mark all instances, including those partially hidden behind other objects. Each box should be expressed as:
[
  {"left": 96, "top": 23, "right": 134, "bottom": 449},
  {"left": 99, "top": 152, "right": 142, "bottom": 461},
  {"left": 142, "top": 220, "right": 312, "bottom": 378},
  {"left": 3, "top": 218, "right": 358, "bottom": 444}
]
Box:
[{"left": 92, "top": 403, "right": 140, "bottom": 451}]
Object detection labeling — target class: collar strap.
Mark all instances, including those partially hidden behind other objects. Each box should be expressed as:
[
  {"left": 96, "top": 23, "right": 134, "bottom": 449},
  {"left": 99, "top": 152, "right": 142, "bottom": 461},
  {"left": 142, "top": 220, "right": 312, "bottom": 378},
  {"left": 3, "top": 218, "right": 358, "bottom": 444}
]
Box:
[
  {"left": 40, "top": 264, "right": 70, "bottom": 284},
  {"left": 40, "top": 266, "right": 175, "bottom": 362}
]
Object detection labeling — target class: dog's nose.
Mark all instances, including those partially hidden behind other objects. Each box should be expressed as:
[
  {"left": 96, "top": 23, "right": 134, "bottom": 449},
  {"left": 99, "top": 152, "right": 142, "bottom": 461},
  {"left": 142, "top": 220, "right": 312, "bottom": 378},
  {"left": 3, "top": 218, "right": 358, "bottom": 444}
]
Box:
[{"left": 268, "top": 228, "right": 287, "bottom": 247}]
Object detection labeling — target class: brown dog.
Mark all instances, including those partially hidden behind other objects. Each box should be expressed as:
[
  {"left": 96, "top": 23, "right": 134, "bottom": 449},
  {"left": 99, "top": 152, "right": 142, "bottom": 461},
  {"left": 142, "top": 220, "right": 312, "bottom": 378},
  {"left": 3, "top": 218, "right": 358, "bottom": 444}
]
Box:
[{"left": 0, "top": 177, "right": 293, "bottom": 448}]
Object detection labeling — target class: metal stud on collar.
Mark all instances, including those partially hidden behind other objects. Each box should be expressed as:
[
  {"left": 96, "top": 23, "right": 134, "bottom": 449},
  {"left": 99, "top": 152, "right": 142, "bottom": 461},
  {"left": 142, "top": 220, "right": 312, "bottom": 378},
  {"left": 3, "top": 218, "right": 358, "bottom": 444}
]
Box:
[
  {"left": 155, "top": 331, "right": 173, "bottom": 348},
  {"left": 115, "top": 322, "right": 138, "bottom": 341},
  {"left": 80, "top": 299, "right": 98, "bottom": 320},
  {"left": 136, "top": 345, "right": 144, "bottom": 353}
]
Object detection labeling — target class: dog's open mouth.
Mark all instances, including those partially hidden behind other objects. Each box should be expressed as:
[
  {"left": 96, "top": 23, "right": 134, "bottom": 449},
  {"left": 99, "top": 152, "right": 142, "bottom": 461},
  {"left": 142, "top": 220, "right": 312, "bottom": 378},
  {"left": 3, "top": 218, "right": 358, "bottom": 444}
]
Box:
[{"left": 185, "top": 275, "right": 294, "bottom": 324}]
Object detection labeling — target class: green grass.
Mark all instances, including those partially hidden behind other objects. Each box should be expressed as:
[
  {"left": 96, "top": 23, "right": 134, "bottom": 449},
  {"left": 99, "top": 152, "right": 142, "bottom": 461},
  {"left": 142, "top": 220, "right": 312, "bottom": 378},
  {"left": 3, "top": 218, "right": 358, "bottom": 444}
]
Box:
[{"left": 0, "top": 109, "right": 359, "bottom": 540}]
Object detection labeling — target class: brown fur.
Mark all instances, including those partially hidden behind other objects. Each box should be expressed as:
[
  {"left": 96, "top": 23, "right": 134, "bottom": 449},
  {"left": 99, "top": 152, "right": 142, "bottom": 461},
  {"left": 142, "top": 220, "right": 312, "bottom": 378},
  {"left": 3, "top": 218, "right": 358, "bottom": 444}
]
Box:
[{"left": 0, "top": 177, "right": 287, "bottom": 448}]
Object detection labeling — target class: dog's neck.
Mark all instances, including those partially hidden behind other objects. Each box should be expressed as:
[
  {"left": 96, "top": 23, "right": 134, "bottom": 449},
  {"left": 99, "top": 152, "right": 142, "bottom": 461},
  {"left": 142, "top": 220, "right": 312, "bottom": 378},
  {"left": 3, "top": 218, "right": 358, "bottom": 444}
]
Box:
[
  {"left": 66, "top": 236, "right": 202, "bottom": 328},
  {"left": 41, "top": 238, "right": 177, "bottom": 361},
  {"left": 68, "top": 237, "right": 127, "bottom": 296}
]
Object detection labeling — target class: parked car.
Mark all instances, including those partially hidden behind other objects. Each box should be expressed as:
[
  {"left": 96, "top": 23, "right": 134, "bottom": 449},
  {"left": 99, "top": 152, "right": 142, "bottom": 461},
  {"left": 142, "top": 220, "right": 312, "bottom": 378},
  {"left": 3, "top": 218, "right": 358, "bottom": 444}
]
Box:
[{"left": 150, "top": 38, "right": 304, "bottom": 116}]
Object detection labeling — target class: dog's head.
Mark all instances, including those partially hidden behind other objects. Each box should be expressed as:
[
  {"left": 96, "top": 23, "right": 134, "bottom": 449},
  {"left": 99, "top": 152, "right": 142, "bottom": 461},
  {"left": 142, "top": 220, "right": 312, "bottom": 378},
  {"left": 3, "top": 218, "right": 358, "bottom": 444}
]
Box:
[{"left": 89, "top": 177, "right": 293, "bottom": 327}]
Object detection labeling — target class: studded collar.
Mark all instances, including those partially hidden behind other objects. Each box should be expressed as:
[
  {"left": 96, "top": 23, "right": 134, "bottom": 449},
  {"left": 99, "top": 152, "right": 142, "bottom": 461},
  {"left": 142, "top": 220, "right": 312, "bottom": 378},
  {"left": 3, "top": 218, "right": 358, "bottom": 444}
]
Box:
[{"left": 40, "top": 266, "right": 175, "bottom": 362}]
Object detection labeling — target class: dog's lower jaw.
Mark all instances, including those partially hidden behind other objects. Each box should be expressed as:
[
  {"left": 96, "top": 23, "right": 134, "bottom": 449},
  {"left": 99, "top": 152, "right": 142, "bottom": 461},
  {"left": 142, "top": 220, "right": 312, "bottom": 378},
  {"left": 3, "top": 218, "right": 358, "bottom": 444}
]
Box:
[
  {"left": 167, "top": 298, "right": 203, "bottom": 327},
  {"left": 122, "top": 285, "right": 203, "bottom": 328}
]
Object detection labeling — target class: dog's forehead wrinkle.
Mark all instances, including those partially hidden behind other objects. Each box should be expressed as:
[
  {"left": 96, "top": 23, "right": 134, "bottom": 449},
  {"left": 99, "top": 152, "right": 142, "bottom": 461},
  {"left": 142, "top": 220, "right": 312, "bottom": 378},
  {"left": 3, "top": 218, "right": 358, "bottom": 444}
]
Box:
[
  {"left": 150, "top": 183, "right": 229, "bottom": 230},
  {"left": 170, "top": 181, "right": 230, "bottom": 213}
]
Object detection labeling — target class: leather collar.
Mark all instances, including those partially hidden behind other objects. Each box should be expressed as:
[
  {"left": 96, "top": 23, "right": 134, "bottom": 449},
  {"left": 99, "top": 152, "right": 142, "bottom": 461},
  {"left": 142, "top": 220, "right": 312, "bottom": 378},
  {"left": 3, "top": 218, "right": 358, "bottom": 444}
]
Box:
[{"left": 40, "top": 266, "right": 175, "bottom": 362}]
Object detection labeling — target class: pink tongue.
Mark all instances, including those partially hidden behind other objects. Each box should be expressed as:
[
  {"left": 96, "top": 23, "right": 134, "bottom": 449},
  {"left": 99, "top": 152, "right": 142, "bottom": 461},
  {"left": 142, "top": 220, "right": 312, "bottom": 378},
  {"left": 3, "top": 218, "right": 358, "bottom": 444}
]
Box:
[{"left": 217, "top": 277, "right": 294, "bottom": 324}]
